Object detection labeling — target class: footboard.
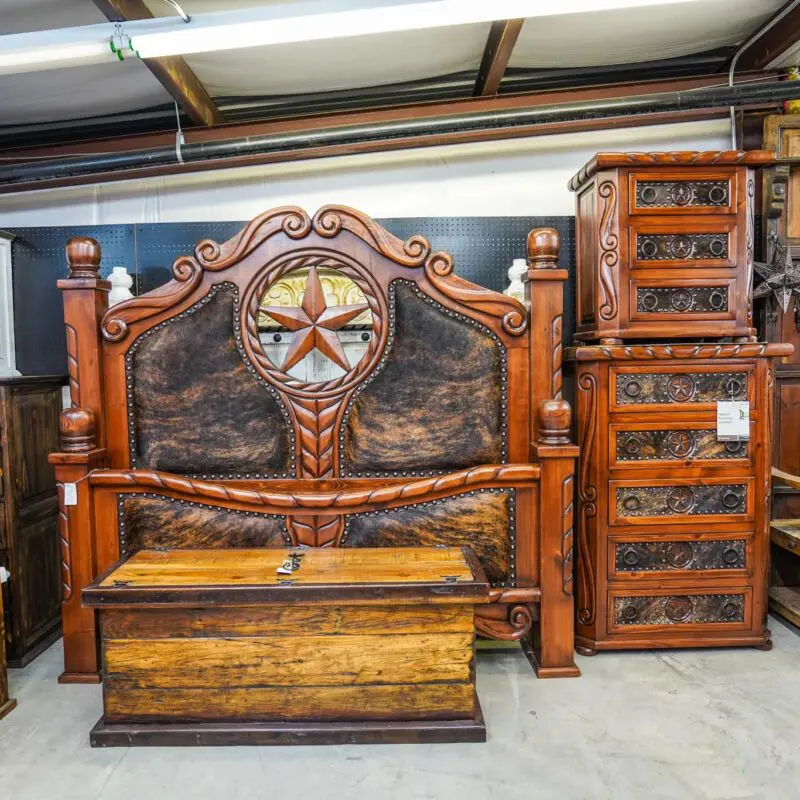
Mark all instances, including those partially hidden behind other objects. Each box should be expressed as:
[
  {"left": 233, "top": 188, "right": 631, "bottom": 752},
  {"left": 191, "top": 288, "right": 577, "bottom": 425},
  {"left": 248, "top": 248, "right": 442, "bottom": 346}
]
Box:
[{"left": 50, "top": 206, "right": 578, "bottom": 681}]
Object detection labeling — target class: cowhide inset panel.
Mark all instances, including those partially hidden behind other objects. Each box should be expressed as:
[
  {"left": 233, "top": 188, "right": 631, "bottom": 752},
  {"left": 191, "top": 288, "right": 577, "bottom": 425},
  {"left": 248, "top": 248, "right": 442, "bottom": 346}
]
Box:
[
  {"left": 119, "top": 494, "right": 290, "bottom": 553},
  {"left": 344, "top": 284, "right": 504, "bottom": 473},
  {"left": 129, "top": 286, "right": 292, "bottom": 475},
  {"left": 342, "top": 490, "right": 513, "bottom": 585}
]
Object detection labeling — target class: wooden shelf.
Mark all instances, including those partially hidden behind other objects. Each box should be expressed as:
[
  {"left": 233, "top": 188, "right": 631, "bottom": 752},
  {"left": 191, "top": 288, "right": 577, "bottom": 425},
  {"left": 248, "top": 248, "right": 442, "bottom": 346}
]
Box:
[
  {"left": 771, "top": 519, "right": 800, "bottom": 555},
  {"left": 769, "top": 586, "right": 800, "bottom": 628}
]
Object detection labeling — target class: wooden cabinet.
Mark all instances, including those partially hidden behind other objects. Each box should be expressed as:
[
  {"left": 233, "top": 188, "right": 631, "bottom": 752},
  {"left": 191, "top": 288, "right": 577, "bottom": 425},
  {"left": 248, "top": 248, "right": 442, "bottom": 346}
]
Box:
[
  {"left": 0, "top": 569, "right": 15, "bottom": 719},
  {"left": 83, "top": 546, "right": 489, "bottom": 746},
  {"left": 568, "top": 344, "right": 789, "bottom": 653},
  {"left": 0, "top": 375, "right": 64, "bottom": 666},
  {"left": 568, "top": 151, "right": 774, "bottom": 343}
]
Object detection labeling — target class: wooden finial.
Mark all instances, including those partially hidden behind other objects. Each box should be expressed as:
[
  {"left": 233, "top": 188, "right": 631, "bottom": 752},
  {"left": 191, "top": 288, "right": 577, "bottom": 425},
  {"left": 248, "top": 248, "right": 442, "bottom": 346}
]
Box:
[
  {"left": 538, "top": 398, "right": 571, "bottom": 446},
  {"left": 59, "top": 407, "right": 96, "bottom": 452},
  {"left": 66, "top": 237, "right": 101, "bottom": 279},
  {"left": 527, "top": 227, "right": 560, "bottom": 269}
]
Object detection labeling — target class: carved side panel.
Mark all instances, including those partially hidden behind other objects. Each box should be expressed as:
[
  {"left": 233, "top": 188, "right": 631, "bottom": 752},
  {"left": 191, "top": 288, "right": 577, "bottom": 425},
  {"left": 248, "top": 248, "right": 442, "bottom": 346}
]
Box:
[
  {"left": 597, "top": 181, "right": 619, "bottom": 321},
  {"left": 615, "top": 540, "right": 746, "bottom": 572},
  {"left": 615, "top": 371, "right": 748, "bottom": 405},
  {"left": 613, "top": 594, "right": 745, "bottom": 625},
  {"left": 576, "top": 371, "right": 597, "bottom": 625},
  {"left": 614, "top": 484, "right": 747, "bottom": 519},
  {"left": 562, "top": 475, "right": 574, "bottom": 595}
]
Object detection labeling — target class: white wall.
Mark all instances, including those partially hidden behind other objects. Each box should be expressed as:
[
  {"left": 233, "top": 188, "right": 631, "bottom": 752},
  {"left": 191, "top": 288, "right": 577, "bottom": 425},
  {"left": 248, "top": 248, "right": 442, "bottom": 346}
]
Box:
[{"left": 0, "top": 119, "right": 731, "bottom": 227}]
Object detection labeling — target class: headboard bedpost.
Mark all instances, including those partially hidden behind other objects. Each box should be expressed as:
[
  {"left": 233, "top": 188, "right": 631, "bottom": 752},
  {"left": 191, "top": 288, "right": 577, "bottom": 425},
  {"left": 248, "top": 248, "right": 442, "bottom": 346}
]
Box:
[
  {"left": 58, "top": 237, "right": 110, "bottom": 450},
  {"left": 523, "top": 228, "right": 568, "bottom": 446}
]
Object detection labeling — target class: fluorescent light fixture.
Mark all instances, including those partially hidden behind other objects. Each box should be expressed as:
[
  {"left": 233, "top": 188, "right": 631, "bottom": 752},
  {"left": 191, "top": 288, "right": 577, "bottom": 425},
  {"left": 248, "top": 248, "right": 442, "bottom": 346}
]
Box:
[{"left": 0, "top": 0, "right": 702, "bottom": 75}]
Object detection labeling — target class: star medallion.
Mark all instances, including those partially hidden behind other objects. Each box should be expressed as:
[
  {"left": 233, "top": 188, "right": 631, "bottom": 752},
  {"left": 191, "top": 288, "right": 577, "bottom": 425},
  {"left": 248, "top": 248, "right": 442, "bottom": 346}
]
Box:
[{"left": 259, "top": 266, "right": 369, "bottom": 372}]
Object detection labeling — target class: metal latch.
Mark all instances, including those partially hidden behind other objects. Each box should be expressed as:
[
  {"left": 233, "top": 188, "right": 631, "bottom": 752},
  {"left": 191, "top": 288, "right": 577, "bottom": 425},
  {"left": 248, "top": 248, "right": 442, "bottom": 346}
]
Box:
[
  {"left": 276, "top": 550, "right": 305, "bottom": 575},
  {"left": 442, "top": 575, "right": 459, "bottom": 584}
]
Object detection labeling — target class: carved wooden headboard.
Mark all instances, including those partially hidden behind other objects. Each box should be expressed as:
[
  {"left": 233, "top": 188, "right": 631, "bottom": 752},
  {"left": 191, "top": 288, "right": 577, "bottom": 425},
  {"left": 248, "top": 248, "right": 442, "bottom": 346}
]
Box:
[{"left": 51, "top": 206, "right": 579, "bottom": 683}]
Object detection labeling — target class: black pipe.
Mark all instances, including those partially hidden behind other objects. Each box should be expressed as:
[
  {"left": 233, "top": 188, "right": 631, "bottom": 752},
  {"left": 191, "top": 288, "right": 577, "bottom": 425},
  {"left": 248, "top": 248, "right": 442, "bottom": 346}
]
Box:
[{"left": 2, "top": 80, "right": 799, "bottom": 188}]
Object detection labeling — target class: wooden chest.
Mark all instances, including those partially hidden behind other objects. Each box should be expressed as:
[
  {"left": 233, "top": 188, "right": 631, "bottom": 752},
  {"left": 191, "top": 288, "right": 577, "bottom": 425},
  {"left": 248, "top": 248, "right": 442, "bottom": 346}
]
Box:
[
  {"left": 567, "top": 151, "right": 774, "bottom": 343},
  {"left": 568, "top": 342, "right": 791, "bottom": 654},
  {"left": 83, "top": 546, "right": 489, "bottom": 746}
]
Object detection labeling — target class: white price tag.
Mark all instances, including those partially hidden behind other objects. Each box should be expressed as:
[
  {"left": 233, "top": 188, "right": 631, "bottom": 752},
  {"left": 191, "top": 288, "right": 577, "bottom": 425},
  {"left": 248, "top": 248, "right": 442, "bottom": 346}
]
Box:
[
  {"left": 717, "top": 401, "right": 750, "bottom": 442},
  {"left": 64, "top": 483, "right": 78, "bottom": 506},
  {"left": 0, "top": 566, "right": 9, "bottom": 584}
]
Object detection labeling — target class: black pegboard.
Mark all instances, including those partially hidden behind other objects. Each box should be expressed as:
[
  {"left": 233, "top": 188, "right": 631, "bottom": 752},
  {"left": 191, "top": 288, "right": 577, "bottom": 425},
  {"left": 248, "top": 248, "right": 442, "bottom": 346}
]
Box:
[{"left": 8, "top": 217, "right": 575, "bottom": 375}]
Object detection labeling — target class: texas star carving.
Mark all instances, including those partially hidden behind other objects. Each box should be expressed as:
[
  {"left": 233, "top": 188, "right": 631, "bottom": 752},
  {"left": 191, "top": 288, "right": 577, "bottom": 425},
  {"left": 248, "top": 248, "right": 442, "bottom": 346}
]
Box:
[{"left": 258, "top": 265, "right": 370, "bottom": 372}]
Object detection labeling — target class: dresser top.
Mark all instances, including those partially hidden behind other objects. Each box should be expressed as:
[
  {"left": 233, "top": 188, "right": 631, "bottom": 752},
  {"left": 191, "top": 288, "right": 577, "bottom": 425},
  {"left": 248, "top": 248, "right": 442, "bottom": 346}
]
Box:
[
  {"left": 83, "top": 546, "right": 489, "bottom": 607},
  {"left": 567, "top": 150, "right": 775, "bottom": 191}
]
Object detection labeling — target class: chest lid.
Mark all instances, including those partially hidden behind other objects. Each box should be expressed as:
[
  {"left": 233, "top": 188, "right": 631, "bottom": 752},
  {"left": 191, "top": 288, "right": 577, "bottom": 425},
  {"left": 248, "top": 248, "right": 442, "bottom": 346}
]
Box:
[{"left": 83, "top": 546, "right": 489, "bottom": 608}]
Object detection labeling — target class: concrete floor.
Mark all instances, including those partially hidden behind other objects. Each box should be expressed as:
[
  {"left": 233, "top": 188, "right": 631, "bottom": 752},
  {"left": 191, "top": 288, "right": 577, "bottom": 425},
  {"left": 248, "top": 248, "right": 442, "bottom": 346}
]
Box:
[{"left": 1, "top": 619, "right": 799, "bottom": 800}]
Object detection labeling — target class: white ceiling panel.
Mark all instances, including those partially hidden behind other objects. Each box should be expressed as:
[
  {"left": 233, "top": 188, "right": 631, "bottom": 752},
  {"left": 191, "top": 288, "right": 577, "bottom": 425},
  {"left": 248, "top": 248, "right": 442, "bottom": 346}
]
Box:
[
  {"left": 509, "top": 0, "right": 785, "bottom": 68},
  {"left": 183, "top": 22, "right": 490, "bottom": 96},
  {"left": 144, "top": 0, "right": 306, "bottom": 13},
  {"left": 0, "top": 60, "right": 171, "bottom": 125},
  {"left": 0, "top": 0, "right": 106, "bottom": 34}
]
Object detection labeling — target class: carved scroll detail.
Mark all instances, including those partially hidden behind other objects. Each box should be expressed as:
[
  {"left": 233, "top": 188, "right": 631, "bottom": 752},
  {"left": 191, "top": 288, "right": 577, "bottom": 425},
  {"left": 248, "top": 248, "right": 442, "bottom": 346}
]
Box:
[
  {"left": 90, "top": 464, "right": 540, "bottom": 511},
  {"left": 65, "top": 324, "right": 79, "bottom": 407},
  {"left": 597, "top": 181, "right": 619, "bottom": 321},
  {"left": 423, "top": 252, "right": 527, "bottom": 336},
  {"left": 313, "top": 206, "right": 430, "bottom": 267},
  {"left": 195, "top": 207, "right": 312, "bottom": 270},
  {"left": 101, "top": 256, "right": 202, "bottom": 342},
  {"left": 576, "top": 372, "right": 597, "bottom": 625},
  {"left": 475, "top": 604, "right": 533, "bottom": 640},
  {"left": 562, "top": 475, "right": 574, "bottom": 595}
]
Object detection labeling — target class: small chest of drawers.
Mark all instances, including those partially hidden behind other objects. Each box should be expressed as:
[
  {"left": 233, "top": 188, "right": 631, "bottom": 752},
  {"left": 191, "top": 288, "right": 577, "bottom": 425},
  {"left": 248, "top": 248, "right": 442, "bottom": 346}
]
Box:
[
  {"left": 568, "top": 342, "right": 790, "bottom": 653},
  {"left": 567, "top": 151, "right": 774, "bottom": 343}
]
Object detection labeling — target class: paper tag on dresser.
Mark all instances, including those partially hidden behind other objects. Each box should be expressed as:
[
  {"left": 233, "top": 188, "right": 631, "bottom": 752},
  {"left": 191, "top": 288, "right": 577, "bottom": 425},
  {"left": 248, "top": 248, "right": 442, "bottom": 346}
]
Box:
[
  {"left": 716, "top": 401, "right": 750, "bottom": 441},
  {"left": 63, "top": 483, "right": 78, "bottom": 506}
]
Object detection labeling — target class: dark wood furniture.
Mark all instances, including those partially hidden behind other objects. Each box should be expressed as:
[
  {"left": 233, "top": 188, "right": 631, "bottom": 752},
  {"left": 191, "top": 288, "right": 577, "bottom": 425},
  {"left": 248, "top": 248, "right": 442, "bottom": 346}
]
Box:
[
  {"left": 84, "top": 546, "right": 489, "bottom": 746},
  {"left": 0, "top": 568, "right": 15, "bottom": 720},
  {"left": 569, "top": 342, "right": 791, "bottom": 654},
  {"left": 51, "top": 207, "right": 580, "bottom": 684},
  {"left": 769, "top": 467, "right": 800, "bottom": 628},
  {"left": 0, "top": 374, "right": 63, "bottom": 666},
  {"left": 568, "top": 151, "right": 774, "bottom": 344}
]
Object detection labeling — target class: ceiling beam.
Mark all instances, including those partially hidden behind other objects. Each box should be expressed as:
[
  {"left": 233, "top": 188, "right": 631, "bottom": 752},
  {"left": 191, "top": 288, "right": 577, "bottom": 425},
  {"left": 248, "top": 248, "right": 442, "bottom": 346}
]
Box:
[
  {"left": 474, "top": 19, "right": 525, "bottom": 96},
  {"left": 735, "top": 4, "right": 800, "bottom": 70},
  {"left": 93, "top": 0, "right": 223, "bottom": 127}
]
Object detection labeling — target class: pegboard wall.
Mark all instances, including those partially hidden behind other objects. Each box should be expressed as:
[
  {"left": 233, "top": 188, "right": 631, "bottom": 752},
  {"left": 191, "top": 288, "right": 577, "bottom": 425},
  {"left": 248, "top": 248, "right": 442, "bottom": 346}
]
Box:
[{"left": 9, "top": 216, "right": 575, "bottom": 375}]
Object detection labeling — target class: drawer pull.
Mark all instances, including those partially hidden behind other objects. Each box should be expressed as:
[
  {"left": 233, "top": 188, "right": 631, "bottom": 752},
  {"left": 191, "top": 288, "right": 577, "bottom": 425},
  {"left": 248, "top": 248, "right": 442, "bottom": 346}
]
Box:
[
  {"left": 722, "top": 491, "right": 741, "bottom": 510},
  {"left": 724, "top": 441, "right": 744, "bottom": 455},
  {"left": 722, "top": 600, "right": 741, "bottom": 619},
  {"left": 623, "top": 495, "right": 641, "bottom": 512},
  {"left": 621, "top": 604, "right": 639, "bottom": 622},
  {"left": 725, "top": 377, "right": 743, "bottom": 397},
  {"left": 666, "top": 486, "right": 695, "bottom": 514},
  {"left": 623, "top": 379, "right": 642, "bottom": 398},
  {"left": 623, "top": 436, "right": 642, "bottom": 455},
  {"left": 722, "top": 547, "right": 741, "bottom": 566},
  {"left": 621, "top": 548, "right": 639, "bottom": 567},
  {"left": 708, "top": 184, "right": 727, "bottom": 204},
  {"left": 709, "top": 288, "right": 726, "bottom": 308}
]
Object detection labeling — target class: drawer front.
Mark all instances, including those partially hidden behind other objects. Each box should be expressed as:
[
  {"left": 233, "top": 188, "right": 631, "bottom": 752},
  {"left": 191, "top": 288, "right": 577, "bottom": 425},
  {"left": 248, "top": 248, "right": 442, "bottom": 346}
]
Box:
[
  {"left": 629, "top": 171, "right": 737, "bottom": 216},
  {"left": 610, "top": 479, "right": 752, "bottom": 526},
  {"left": 629, "top": 220, "right": 737, "bottom": 269},
  {"left": 609, "top": 590, "right": 750, "bottom": 632},
  {"left": 633, "top": 284, "right": 731, "bottom": 316},
  {"left": 611, "top": 423, "right": 751, "bottom": 468},
  {"left": 611, "top": 366, "right": 752, "bottom": 411},
  {"left": 610, "top": 535, "right": 750, "bottom": 577}
]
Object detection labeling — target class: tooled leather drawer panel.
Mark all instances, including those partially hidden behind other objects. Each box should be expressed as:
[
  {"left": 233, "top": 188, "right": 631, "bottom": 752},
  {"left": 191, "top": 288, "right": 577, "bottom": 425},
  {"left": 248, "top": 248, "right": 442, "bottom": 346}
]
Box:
[
  {"left": 615, "top": 429, "right": 747, "bottom": 463},
  {"left": 615, "top": 371, "right": 747, "bottom": 406},
  {"left": 636, "top": 286, "right": 728, "bottom": 314},
  {"left": 612, "top": 593, "right": 745, "bottom": 626},
  {"left": 635, "top": 233, "right": 729, "bottom": 261},
  {"left": 615, "top": 539, "right": 746, "bottom": 573},
  {"left": 614, "top": 483, "right": 747, "bottom": 519},
  {"left": 633, "top": 180, "right": 730, "bottom": 210}
]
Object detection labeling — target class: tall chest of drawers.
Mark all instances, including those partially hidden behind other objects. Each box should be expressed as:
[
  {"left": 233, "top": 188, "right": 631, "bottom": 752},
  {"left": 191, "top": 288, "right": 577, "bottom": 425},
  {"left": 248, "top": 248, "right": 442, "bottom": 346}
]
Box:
[{"left": 569, "top": 343, "right": 791, "bottom": 653}]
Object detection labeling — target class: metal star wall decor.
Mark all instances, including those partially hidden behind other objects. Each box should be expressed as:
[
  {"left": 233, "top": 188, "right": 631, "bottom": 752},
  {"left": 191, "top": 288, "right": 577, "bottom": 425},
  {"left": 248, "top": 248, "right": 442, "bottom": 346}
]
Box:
[
  {"left": 753, "top": 232, "right": 800, "bottom": 313},
  {"left": 259, "top": 266, "right": 369, "bottom": 372}
]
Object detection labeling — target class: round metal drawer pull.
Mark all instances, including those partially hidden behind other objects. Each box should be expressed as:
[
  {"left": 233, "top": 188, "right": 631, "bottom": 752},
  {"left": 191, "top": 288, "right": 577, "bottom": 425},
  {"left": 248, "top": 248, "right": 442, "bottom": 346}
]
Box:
[
  {"left": 621, "top": 604, "right": 639, "bottom": 622},
  {"left": 640, "top": 239, "right": 659, "bottom": 258},
  {"left": 640, "top": 186, "right": 657, "bottom": 204},
  {"left": 622, "top": 549, "right": 639, "bottom": 567},
  {"left": 725, "top": 377, "right": 743, "bottom": 397},
  {"left": 722, "top": 548, "right": 740, "bottom": 566},
  {"left": 624, "top": 380, "right": 642, "bottom": 398},
  {"left": 641, "top": 292, "right": 659, "bottom": 311},
  {"left": 722, "top": 601, "right": 740, "bottom": 619},
  {"left": 623, "top": 495, "right": 641, "bottom": 512},
  {"left": 709, "top": 289, "right": 726, "bottom": 310},
  {"left": 724, "top": 441, "right": 744, "bottom": 455},
  {"left": 709, "top": 238, "right": 727, "bottom": 258},
  {"left": 722, "top": 491, "right": 741, "bottom": 510},
  {"left": 708, "top": 185, "right": 727, "bottom": 204},
  {"left": 623, "top": 436, "right": 642, "bottom": 455}
]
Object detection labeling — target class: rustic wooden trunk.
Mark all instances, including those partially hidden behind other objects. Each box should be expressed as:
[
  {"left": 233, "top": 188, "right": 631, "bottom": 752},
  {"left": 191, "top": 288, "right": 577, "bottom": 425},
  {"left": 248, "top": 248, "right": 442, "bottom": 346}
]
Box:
[{"left": 83, "top": 546, "right": 489, "bottom": 746}]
